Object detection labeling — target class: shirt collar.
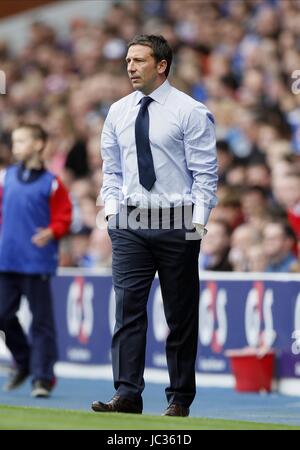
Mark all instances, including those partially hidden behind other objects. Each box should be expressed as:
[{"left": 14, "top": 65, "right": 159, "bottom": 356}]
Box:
[
  {"left": 134, "top": 79, "right": 171, "bottom": 106},
  {"left": 17, "top": 163, "right": 45, "bottom": 183}
]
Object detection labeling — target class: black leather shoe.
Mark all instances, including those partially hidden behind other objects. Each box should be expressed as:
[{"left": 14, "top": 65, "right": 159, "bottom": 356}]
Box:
[
  {"left": 91, "top": 395, "right": 142, "bottom": 414},
  {"left": 162, "top": 403, "right": 190, "bottom": 417},
  {"left": 3, "top": 368, "right": 29, "bottom": 391}
]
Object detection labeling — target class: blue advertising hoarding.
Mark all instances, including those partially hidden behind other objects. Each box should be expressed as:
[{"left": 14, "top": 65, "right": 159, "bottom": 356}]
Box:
[
  {"left": 51, "top": 271, "right": 300, "bottom": 380},
  {"left": 1, "top": 270, "right": 300, "bottom": 388}
]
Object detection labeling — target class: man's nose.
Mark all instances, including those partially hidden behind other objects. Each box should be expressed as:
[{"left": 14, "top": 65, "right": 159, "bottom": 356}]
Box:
[{"left": 127, "top": 61, "right": 136, "bottom": 72}]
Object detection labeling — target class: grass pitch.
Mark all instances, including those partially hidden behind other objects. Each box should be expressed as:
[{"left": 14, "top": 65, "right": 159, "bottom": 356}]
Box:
[{"left": 0, "top": 404, "right": 299, "bottom": 430}]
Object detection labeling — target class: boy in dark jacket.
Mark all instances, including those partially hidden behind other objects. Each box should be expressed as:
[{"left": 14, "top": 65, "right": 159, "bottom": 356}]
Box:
[{"left": 0, "top": 123, "right": 72, "bottom": 397}]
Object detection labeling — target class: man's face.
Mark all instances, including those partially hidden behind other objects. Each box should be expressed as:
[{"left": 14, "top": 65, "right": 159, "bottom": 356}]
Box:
[
  {"left": 273, "top": 176, "right": 300, "bottom": 209},
  {"left": 11, "top": 128, "right": 40, "bottom": 162},
  {"left": 126, "top": 44, "right": 166, "bottom": 95},
  {"left": 202, "top": 222, "right": 229, "bottom": 255},
  {"left": 263, "top": 223, "right": 286, "bottom": 259}
]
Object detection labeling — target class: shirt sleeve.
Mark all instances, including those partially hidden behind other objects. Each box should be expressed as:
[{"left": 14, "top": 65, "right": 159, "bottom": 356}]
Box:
[
  {"left": 183, "top": 106, "right": 218, "bottom": 226},
  {"left": 49, "top": 177, "right": 72, "bottom": 239},
  {"left": 100, "top": 106, "right": 123, "bottom": 218}
]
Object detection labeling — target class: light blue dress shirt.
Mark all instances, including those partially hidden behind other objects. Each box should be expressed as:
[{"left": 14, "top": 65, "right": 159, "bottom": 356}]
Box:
[{"left": 100, "top": 79, "right": 218, "bottom": 226}]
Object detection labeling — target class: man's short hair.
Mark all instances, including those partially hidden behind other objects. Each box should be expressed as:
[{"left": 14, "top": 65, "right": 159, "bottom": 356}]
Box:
[
  {"left": 16, "top": 123, "right": 48, "bottom": 143},
  {"left": 127, "top": 34, "right": 173, "bottom": 77}
]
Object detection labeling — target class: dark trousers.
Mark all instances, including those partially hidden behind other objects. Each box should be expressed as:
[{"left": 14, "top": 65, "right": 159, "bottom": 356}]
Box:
[
  {"left": 0, "top": 273, "right": 57, "bottom": 382},
  {"left": 108, "top": 207, "right": 201, "bottom": 407}
]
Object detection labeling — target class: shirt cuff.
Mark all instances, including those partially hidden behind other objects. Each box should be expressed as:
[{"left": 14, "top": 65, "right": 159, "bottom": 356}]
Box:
[
  {"left": 192, "top": 204, "right": 212, "bottom": 227},
  {"left": 104, "top": 198, "right": 119, "bottom": 221}
]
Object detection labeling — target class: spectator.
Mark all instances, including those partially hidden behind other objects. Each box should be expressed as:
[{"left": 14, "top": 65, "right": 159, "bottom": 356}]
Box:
[
  {"left": 45, "top": 107, "right": 89, "bottom": 179},
  {"left": 67, "top": 227, "right": 92, "bottom": 268},
  {"left": 216, "top": 140, "right": 234, "bottom": 184},
  {"left": 229, "top": 224, "right": 262, "bottom": 271},
  {"left": 263, "top": 221, "right": 298, "bottom": 273},
  {"left": 199, "top": 220, "right": 232, "bottom": 271},
  {"left": 226, "top": 161, "right": 247, "bottom": 188},
  {"left": 273, "top": 173, "right": 300, "bottom": 238},
  {"left": 247, "top": 245, "right": 268, "bottom": 273},
  {"left": 210, "top": 188, "right": 244, "bottom": 231},
  {"left": 246, "top": 162, "right": 271, "bottom": 191},
  {"left": 240, "top": 186, "right": 270, "bottom": 232}
]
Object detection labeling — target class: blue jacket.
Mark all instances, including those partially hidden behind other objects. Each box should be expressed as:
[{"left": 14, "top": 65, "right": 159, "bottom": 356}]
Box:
[{"left": 0, "top": 165, "right": 60, "bottom": 274}]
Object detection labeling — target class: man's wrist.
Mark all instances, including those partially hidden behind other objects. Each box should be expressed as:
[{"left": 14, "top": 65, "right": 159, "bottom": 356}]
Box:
[{"left": 193, "top": 223, "right": 207, "bottom": 239}]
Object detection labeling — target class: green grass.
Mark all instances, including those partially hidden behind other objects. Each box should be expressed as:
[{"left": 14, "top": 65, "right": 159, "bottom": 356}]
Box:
[{"left": 0, "top": 405, "right": 299, "bottom": 430}]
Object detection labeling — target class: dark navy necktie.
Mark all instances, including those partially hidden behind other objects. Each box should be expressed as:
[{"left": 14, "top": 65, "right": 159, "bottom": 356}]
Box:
[{"left": 135, "top": 96, "right": 156, "bottom": 191}]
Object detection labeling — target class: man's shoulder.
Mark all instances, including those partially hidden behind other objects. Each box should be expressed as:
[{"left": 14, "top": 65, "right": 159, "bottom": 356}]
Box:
[
  {"left": 109, "top": 91, "right": 137, "bottom": 113},
  {"left": 169, "top": 86, "right": 210, "bottom": 114}
]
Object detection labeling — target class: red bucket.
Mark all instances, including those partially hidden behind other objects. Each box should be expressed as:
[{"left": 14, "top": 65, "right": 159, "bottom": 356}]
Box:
[{"left": 225, "top": 348, "right": 275, "bottom": 393}]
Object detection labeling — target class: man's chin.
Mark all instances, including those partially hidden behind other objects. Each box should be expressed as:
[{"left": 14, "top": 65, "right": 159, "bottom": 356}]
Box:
[{"left": 131, "top": 80, "right": 143, "bottom": 90}]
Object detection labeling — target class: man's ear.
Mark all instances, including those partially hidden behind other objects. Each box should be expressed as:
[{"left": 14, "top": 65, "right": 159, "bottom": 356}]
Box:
[{"left": 157, "top": 60, "right": 167, "bottom": 75}]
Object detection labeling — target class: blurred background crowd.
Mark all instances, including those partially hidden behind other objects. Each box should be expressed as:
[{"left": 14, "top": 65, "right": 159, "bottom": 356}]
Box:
[{"left": 0, "top": 0, "right": 300, "bottom": 272}]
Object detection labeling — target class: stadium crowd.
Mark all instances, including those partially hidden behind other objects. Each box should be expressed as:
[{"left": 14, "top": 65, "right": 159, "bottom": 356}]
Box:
[{"left": 0, "top": 0, "right": 300, "bottom": 272}]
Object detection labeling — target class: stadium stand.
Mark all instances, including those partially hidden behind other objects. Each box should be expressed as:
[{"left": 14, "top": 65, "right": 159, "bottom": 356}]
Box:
[{"left": 0, "top": 0, "right": 299, "bottom": 273}]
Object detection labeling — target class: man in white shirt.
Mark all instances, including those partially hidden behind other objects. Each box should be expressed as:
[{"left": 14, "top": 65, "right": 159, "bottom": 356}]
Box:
[{"left": 92, "top": 35, "right": 218, "bottom": 417}]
